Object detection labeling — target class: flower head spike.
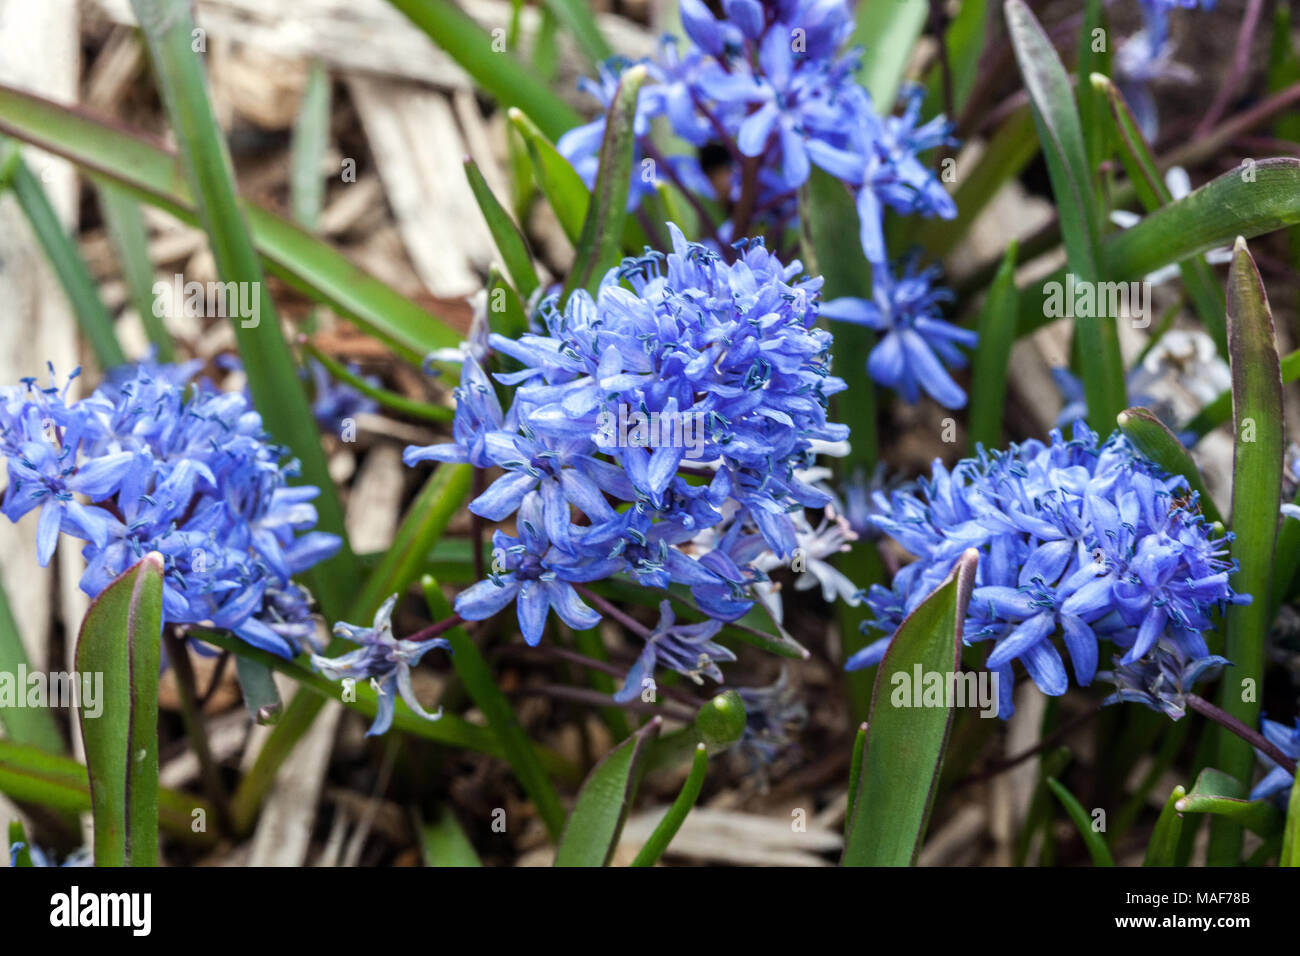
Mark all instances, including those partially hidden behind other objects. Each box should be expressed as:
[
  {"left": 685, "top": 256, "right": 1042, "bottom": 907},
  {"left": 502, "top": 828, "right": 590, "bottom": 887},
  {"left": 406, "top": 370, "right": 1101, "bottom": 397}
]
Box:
[{"left": 311, "top": 594, "right": 449, "bottom": 736}]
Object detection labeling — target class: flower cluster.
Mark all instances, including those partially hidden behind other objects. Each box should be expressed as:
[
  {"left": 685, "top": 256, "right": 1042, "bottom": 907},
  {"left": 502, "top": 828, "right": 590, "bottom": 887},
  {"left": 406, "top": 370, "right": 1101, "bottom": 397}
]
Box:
[
  {"left": 848, "top": 423, "right": 1247, "bottom": 718},
  {"left": 0, "top": 363, "right": 340, "bottom": 658},
  {"left": 558, "top": 0, "right": 955, "bottom": 266},
  {"left": 1097, "top": 637, "right": 1229, "bottom": 720},
  {"left": 404, "top": 223, "right": 848, "bottom": 695}
]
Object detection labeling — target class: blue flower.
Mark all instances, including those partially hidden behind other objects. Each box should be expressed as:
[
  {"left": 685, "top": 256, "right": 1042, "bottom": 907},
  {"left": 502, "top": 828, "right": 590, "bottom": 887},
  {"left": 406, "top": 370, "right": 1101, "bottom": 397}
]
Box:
[
  {"left": 306, "top": 358, "right": 378, "bottom": 434},
  {"left": 735, "top": 669, "right": 807, "bottom": 766},
  {"left": 0, "top": 362, "right": 341, "bottom": 658},
  {"left": 614, "top": 599, "right": 736, "bottom": 702},
  {"left": 310, "top": 594, "right": 449, "bottom": 736},
  {"left": 557, "top": 1, "right": 954, "bottom": 264},
  {"left": 822, "top": 255, "right": 974, "bottom": 408},
  {"left": 1249, "top": 716, "right": 1299, "bottom": 804},
  {"left": 1097, "top": 637, "right": 1229, "bottom": 719},
  {"left": 1116, "top": 0, "right": 1212, "bottom": 140},
  {"left": 846, "top": 423, "right": 1246, "bottom": 718}
]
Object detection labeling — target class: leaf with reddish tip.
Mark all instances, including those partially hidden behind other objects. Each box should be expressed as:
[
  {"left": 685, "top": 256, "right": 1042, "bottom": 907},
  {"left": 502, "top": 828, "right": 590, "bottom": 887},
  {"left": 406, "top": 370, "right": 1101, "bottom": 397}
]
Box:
[
  {"left": 843, "top": 549, "right": 979, "bottom": 866},
  {"left": 1117, "top": 407, "right": 1223, "bottom": 527},
  {"left": 1211, "top": 237, "right": 1285, "bottom": 865},
  {"left": 75, "top": 553, "right": 164, "bottom": 867}
]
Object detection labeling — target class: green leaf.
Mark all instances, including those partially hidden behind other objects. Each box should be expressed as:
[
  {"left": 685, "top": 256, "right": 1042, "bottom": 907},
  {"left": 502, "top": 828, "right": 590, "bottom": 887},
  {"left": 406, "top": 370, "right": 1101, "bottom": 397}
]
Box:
[
  {"left": 234, "top": 655, "right": 282, "bottom": 726},
  {"left": 1005, "top": 0, "right": 1123, "bottom": 433},
  {"left": 465, "top": 157, "right": 540, "bottom": 300},
  {"left": 1046, "top": 776, "right": 1114, "bottom": 866},
  {"left": 1210, "top": 237, "right": 1285, "bottom": 865},
  {"left": 1117, "top": 407, "right": 1224, "bottom": 527},
  {"left": 0, "top": 739, "right": 216, "bottom": 846},
  {"left": 509, "top": 107, "right": 589, "bottom": 244},
  {"left": 384, "top": 0, "right": 580, "bottom": 140},
  {"left": 852, "top": 0, "right": 928, "bottom": 112},
  {"left": 5, "top": 146, "right": 125, "bottom": 370},
  {"left": 1075, "top": 0, "right": 1108, "bottom": 179},
  {"left": 555, "top": 717, "right": 662, "bottom": 866},
  {"left": 421, "top": 575, "right": 565, "bottom": 840},
  {"left": 131, "top": 0, "right": 359, "bottom": 618},
  {"left": 421, "top": 805, "right": 482, "bottom": 867},
  {"left": 561, "top": 65, "right": 648, "bottom": 302},
  {"left": 940, "top": 0, "right": 989, "bottom": 115},
  {"left": 630, "top": 743, "right": 708, "bottom": 867},
  {"left": 1282, "top": 765, "right": 1300, "bottom": 866},
  {"left": 968, "top": 240, "right": 1020, "bottom": 453},
  {"left": 97, "top": 183, "right": 173, "bottom": 362},
  {"left": 1018, "top": 159, "right": 1300, "bottom": 337},
  {"left": 1092, "top": 73, "right": 1226, "bottom": 353},
  {"left": 540, "top": 0, "right": 611, "bottom": 66},
  {"left": 843, "top": 549, "right": 979, "bottom": 866},
  {"left": 0, "top": 570, "right": 63, "bottom": 753},
  {"left": 290, "top": 59, "right": 331, "bottom": 231},
  {"left": 485, "top": 266, "right": 530, "bottom": 341},
  {"left": 0, "top": 83, "right": 461, "bottom": 364},
  {"left": 74, "top": 553, "right": 163, "bottom": 867},
  {"left": 1177, "top": 767, "right": 1284, "bottom": 837},
  {"left": 1143, "top": 784, "right": 1186, "bottom": 866},
  {"left": 299, "top": 341, "right": 454, "bottom": 424}
]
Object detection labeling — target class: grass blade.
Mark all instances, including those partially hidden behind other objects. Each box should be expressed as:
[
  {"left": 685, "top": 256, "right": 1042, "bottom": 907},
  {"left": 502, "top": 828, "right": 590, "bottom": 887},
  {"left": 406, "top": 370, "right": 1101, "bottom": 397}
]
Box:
[
  {"left": 421, "top": 805, "right": 482, "bottom": 867},
  {"left": 0, "top": 571, "right": 63, "bottom": 753},
  {"left": 1092, "top": 73, "right": 1227, "bottom": 353},
  {"left": 555, "top": 717, "right": 662, "bottom": 866},
  {"left": 560, "top": 65, "right": 647, "bottom": 301},
  {"left": 1209, "top": 237, "right": 1285, "bottom": 864},
  {"left": 421, "top": 575, "right": 565, "bottom": 840},
  {"left": 843, "top": 549, "right": 979, "bottom": 866},
  {"left": 97, "top": 183, "right": 173, "bottom": 361},
  {"left": 852, "top": 0, "right": 928, "bottom": 111},
  {"left": 0, "top": 82, "right": 460, "bottom": 363},
  {"left": 1005, "top": 0, "right": 1123, "bottom": 433},
  {"left": 1046, "top": 776, "right": 1114, "bottom": 866},
  {"left": 968, "top": 240, "right": 1019, "bottom": 453},
  {"left": 290, "top": 59, "right": 330, "bottom": 231},
  {"left": 630, "top": 742, "right": 708, "bottom": 867},
  {"left": 540, "top": 0, "right": 611, "bottom": 66},
  {"left": 465, "top": 157, "right": 540, "bottom": 300},
  {"left": 1177, "top": 767, "right": 1284, "bottom": 837},
  {"left": 385, "top": 0, "right": 579, "bottom": 140},
  {"left": 1117, "top": 407, "right": 1224, "bottom": 527},
  {"left": 74, "top": 553, "right": 163, "bottom": 867},
  {"left": 1143, "top": 784, "right": 1186, "bottom": 866},
  {"left": 509, "top": 107, "right": 589, "bottom": 244},
  {"left": 6, "top": 148, "right": 125, "bottom": 370}
]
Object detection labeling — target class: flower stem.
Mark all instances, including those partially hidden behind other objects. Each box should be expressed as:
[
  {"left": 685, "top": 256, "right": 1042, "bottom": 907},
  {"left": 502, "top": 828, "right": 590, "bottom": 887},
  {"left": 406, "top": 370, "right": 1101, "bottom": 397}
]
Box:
[
  {"left": 1187, "top": 694, "right": 1298, "bottom": 776},
  {"left": 574, "top": 584, "right": 653, "bottom": 639},
  {"left": 404, "top": 612, "right": 467, "bottom": 644},
  {"left": 163, "top": 631, "right": 230, "bottom": 831}
]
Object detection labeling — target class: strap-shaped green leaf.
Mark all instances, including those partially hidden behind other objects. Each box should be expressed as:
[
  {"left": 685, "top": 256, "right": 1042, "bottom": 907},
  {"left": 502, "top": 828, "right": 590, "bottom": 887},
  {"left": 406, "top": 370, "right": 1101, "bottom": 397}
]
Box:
[
  {"left": 561, "top": 65, "right": 647, "bottom": 301},
  {"left": 509, "top": 107, "right": 590, "bottom": 244},
  {"left": 384, "top": 0, "right": 579, "bottom": 140},
  {"left": 968, "top": 241, "right": 1020, "bottom": 454},
  {"left": 555, "top": 717, "right": 661, "bottom": 866},
  {"left": 75, "top": 553, "right": 163, "bottom": 867},
  {"left": 1047, "top": 776, "right": 1114, "bottom": 866},
  {"left": 0, "top": 82, "right": 461, "bottom": 363},
  {"left": 852, "top": 0, "right": 927, "bottom": 112},
  {"left": 1144, "top": 785, "right": 1187, "bottom": 866},
  {"left": 1117, "top": 407, "right": 1224, "bottom": 527},
  {"left": 630, "top": 742, "right": 708, "bottom": 867},
  {"left": 465, "top": 157, "right": 541, "bottom": 300},
  {"left": 843, "top": 549, "right": 979, "bottom": 866},
  {"left": 1005, "top": 0, "right": 1123, "bottom": 433},
  {"left": 1283, "top": 769, "right": 1300, "bottom": 866},
  {"left": 1178, "top": 767, "right": 1284, "bottom": 837},
  {"left": 1210, "top": 237, "right": 1285, "bottom": 864}
]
